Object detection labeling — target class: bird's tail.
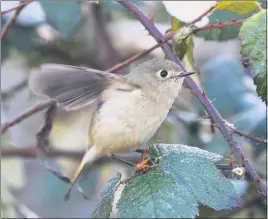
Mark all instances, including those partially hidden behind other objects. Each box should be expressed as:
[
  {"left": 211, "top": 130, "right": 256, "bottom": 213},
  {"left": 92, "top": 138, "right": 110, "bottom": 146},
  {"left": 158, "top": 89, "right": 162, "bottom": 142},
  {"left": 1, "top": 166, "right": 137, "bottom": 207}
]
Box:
[{"left": 64, "top": 145, "right": 99, "bottom": 200}]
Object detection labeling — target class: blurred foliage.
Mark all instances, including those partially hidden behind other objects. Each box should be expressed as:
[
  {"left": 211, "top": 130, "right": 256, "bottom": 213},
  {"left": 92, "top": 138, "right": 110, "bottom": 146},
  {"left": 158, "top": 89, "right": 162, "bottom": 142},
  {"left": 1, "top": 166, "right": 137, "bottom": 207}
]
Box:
[
  {"left": 1, "top": 1, "right": 267, "bottom": 218},
  {"left": 240, "top": 10, "right": 267, "bottom": 104},
  {"left": 1, "top": 23, "right": 37, "bottom": 62},
  {"left": 196, "top": 1, "right": 260, "bottom": 41},
  {"left": 40, "top": 1, "right": 83, "bottom": 39}
]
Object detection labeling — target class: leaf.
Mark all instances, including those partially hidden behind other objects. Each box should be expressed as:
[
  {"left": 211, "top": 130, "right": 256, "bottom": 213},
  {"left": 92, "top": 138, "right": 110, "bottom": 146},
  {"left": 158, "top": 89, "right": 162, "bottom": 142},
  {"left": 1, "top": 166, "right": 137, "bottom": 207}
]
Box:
[
  {"left": 170, "top": 16, "right": 185, "bottom": 31},
  {"left": 117, "top": 144, "right": 241, "bottom": 218},
  {"left": 40, "top": 1, "right": 83, "bottom": 39},
  {"left": 185, "top": 35, "right": 194, "bottom": 67},
  {"left": 196, "top": 1, "right": 260, "bottom": 41},
  {"left": 239, "top": 10, "right": 267, "bottom": 103},
  {"left": 172, "top": 26, "right": 195, "bottom": 64},
  {"left": 92, "top": 172, "right": 122, "bottom": 218},
  {"left": 216, "top": 1, "right": 260, "bottom": 14},
  {"left": 173, "top": 39, "right": 188, "bottom": 60}
]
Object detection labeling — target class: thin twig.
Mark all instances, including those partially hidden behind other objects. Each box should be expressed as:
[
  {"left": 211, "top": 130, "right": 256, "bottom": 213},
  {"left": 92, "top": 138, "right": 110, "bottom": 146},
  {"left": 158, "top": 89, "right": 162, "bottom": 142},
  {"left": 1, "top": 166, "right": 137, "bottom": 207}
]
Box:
[
  {"left": 1, "top": 146, "right": 140, "bottom": 164},
  {"left": 0, "top": 0, "right": 33, "bottom": 39},
  {"left": 1, "top": 0, "right": 33, "bottom": 15},
  {"left": 1, "top": 100, "right": 55, "bottom": 134},
  {"left": 1, "top": 146, "right": 236, "bottom": 173},
  {"left": 119, "top": 0, "right": 267, "bottom": 197},
  {"left": 197, "top": 19, "right": 245, "bottom": 32},
  {"left": 212, "top": 123, "right": 267, "bottom": 145},
  {"left": 1, "top": 146, "right": 85, "bottom": 158},
  {"left": 111, "top": 154, "right": 135, "bottom": 166},
  {"left": 107, "top": 43, "right": 161, "bottom": 73},
  {"left": 1, "top": 79, "right": 28, "bottom": 100},
  {"left": 230, "top": 127, "right": 267, "bottom": 145},
  {"left": 107, "top": 32, "right": 175, "bottom": 73},
  {"left": 36, "top": 104, "right": 57, "bottom": 152},
  {"left": 189, "top": 5, "right": 216, "bottom": 24}
]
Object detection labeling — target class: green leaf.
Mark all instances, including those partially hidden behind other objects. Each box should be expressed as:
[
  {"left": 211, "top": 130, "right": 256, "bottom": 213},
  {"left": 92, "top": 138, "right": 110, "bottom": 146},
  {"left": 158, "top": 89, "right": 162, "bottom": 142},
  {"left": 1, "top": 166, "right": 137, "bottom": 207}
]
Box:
[
  {"left": 171, "top": 16, "right": 185, "bottom": 31},
  {"left": 172, "top": 26, "right": 195, "bottom": 65},
  {"left": 239, "top": 10, "right": 267, "bottom": 103},
  {"left": 173, "top": 40, "right": 188, "bottom": 60},
  {"left": 92, "top": 172, "right": 122, "bottom": 218},
  {"left": 185, "top": 35, "right": 194, "bottom": 67},
  {"left": 40, "top": 1, "right": 83, "bottom": 39},
  {"left": 196, "top": 1, "right": 260, "bottom": 41},
  {"left": 117, "top": 144, "right": 241, "bottom": 218},
  {"left": 216, "top": 1, "right": 260, "bottom": 14}
]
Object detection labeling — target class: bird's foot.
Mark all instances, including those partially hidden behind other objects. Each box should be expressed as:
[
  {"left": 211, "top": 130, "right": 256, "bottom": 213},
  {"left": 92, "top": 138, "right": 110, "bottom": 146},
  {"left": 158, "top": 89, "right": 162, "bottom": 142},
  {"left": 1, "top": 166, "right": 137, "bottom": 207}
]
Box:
[
  {"left": 135, "top": 148, "right": 149, "bottom": 161},
  {"left": 135, "top": 157, "right": 151, "bottom": 171}
]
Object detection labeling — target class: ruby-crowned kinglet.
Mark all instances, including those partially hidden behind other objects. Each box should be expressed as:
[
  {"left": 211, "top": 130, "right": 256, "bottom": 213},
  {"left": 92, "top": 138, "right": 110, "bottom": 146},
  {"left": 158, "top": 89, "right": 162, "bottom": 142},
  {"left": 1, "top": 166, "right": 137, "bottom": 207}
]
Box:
[{"left": 29, "top": 58, "right": 194, "bottom": 199}]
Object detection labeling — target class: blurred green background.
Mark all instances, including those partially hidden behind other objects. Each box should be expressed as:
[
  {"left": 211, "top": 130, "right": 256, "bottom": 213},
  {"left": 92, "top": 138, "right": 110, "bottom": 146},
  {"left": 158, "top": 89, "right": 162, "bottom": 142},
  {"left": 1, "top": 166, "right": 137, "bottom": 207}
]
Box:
[{"left": 1, "top": 1, "right": 267, "bottom": 218}]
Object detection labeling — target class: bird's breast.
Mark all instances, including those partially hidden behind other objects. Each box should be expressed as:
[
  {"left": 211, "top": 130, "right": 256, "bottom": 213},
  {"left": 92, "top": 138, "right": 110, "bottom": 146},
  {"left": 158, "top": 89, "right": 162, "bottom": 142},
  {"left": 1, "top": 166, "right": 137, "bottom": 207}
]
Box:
[{"left": 91, "top": 90, "right": 170, "bottom": 153}]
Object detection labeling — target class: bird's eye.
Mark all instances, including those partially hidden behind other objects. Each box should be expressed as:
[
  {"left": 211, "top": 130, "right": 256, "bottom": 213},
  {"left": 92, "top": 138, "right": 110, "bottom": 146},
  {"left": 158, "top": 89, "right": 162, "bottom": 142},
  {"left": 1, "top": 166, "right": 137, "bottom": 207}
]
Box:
[{"left": 160, "top": 70, "right": 168, "bottom": 78}]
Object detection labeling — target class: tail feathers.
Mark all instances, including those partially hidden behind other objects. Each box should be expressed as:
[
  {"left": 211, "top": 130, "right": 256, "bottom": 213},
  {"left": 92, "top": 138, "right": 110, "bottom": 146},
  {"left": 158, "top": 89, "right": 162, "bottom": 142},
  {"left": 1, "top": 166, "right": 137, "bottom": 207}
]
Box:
[{"left": 64, "top": 145, "right": 99, "bottom": 200}]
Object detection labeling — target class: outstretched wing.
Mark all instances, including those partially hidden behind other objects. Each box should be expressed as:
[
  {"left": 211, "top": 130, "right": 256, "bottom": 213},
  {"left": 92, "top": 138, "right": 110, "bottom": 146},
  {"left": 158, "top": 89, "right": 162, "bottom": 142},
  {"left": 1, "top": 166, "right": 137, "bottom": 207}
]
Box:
[{"left": 29, "top": 64, "right": 137, "bottom": 111}]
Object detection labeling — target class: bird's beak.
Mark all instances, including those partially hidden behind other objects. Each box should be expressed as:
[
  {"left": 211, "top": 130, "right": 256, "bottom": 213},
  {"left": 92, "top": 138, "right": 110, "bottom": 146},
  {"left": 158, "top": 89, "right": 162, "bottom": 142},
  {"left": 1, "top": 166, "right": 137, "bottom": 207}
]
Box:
[{"left": 178, "top": 71, "right": 195, "bottom": 77}]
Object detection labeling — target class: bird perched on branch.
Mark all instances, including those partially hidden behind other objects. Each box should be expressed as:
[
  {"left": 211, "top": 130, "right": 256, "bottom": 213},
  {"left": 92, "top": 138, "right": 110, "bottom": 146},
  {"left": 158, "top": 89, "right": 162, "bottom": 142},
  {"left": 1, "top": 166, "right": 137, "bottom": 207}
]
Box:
[{"left": 29, "top": 58, "right": 194, "bottom": 199}]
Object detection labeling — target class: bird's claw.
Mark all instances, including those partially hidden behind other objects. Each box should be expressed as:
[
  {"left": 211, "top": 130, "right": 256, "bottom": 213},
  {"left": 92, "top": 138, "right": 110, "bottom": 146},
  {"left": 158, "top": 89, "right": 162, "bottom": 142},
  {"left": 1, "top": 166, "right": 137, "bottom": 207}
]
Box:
[{"left": 135, "top": 157, "right": 151, "bottom": 171}]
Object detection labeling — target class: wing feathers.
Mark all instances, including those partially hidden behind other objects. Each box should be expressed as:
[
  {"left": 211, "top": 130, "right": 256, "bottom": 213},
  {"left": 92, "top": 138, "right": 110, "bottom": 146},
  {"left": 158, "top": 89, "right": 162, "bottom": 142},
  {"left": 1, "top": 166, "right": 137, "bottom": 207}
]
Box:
[{"left": 29, "top": 64, "right": 135, "bottom": 111}]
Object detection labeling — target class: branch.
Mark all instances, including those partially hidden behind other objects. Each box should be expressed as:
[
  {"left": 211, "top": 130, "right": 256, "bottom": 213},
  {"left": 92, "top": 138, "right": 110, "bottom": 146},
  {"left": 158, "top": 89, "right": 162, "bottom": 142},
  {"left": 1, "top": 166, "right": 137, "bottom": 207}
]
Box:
[
  {"left": 1, "top": 100, "right": 55, "bottom": 134},
  {"left": 230, "top": 127, "right": 267, "bottom": 145},
  {"left": 119, "top": 0, "right": 267, "bottom": 197},
  {"left": 210, "top": 122, "right": 267, "bottom": 145},
  {"left": 107, "top": 32, "right": 175, "bottom": 73},
  {"left": 1, "top": 0, "right": 33, "bottom": 15},
  {"left": 1, "top": 146, "right": 235, "bottom": 172},
  {"left": 198, "top": 19, "right": 245, "bottom": 31},
  {"left": 36, "top": 104, "right": 57, "bottom": 152},
  {"left": 1, "top": 79, "right": 28, "bottom": 101},
  {"left": 189, "top": 5, "right": 216, "bottom": 24},
  {"left": 0, "top": 0, "right": 33, "bottom": 39},
  {"left": 1, "top": 146, "right": 140, "bottom": 164}
]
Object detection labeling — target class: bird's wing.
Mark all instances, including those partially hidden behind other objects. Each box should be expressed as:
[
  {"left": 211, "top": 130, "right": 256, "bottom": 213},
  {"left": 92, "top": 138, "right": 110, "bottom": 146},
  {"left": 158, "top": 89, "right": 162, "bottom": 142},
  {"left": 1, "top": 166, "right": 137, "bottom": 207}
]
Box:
[{"left": 29, "top": 64, "right": 138, "bottom": 111}]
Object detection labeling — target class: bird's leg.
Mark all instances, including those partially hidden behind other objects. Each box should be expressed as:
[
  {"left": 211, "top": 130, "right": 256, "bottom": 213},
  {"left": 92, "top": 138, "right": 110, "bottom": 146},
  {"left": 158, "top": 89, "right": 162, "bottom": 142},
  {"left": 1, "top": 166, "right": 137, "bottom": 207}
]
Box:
[
  {"left": 135, "top": 157, "right": 151, "bottom": 171},
  {"left": 138, "top": 148, "right": 149, "bottom": 163},
  {"left": 111, "top": 154, "right": 136, "bottom": 167},
  {"left": 135, "top": 148, "right": 151, "bottom": 171}
]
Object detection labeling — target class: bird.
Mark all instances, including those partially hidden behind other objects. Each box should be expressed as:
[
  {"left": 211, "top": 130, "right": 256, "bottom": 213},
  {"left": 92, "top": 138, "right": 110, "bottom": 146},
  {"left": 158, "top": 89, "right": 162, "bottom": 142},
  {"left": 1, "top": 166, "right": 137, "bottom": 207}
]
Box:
[{"left": 29, "top": 58, "right": 194, "bottom": 199}]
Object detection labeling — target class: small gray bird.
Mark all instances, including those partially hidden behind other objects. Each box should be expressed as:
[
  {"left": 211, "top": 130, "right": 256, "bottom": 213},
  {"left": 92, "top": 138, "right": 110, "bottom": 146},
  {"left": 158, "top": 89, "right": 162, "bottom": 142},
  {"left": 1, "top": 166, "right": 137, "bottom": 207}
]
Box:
[{"left": 29, "top": 58, "right": 194, "bottom": 199}]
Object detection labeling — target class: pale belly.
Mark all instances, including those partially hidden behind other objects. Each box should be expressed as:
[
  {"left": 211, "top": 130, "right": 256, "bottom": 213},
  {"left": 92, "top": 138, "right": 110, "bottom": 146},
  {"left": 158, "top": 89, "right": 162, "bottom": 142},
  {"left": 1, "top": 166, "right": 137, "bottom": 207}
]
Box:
[{"left": 90, "top": 91, "right": 169, "bottom": 154}]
